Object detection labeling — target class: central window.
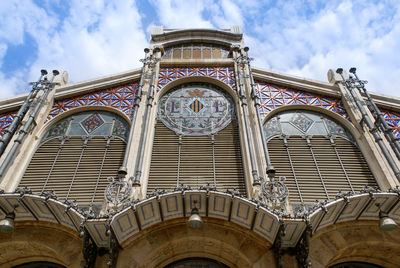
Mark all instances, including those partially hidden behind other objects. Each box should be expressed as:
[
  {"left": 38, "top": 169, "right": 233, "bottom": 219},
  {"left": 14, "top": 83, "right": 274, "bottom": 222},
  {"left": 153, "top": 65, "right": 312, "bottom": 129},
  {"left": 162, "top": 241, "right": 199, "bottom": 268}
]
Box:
[
  {"left": 159, "top": 84, "right": 234, "bottom": 135},
  {"left": 147, "top": 83, "right": 245, "bottom": 195}
]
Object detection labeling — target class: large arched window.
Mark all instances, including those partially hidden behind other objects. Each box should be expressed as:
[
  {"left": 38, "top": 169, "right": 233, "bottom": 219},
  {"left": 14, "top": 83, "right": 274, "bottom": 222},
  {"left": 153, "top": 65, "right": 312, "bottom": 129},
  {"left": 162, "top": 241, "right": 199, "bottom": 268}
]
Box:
[
  {"left": 147, "top": 83, "right": 245, "bottom": 195},
  {"left": 264, "top": 110, "right": 377, "bottom": 206},
  {"left": 19, "top": 110, "right": 129, "bottom": 212}
]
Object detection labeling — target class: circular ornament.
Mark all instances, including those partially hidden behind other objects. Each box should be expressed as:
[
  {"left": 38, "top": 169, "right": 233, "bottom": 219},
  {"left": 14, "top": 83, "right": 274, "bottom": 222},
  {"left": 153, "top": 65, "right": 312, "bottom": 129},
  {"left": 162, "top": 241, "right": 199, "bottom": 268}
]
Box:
[{"left": 159, "top": 84, "right": 234, "bottom": 135}]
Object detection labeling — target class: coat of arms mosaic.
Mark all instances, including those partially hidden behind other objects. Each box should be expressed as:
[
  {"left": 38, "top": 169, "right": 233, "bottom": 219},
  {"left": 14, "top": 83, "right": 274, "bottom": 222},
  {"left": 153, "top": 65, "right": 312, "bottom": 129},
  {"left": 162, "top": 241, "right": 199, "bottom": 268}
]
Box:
[{"left": 158, "top": 84, "right": 234, "bottom": 135}]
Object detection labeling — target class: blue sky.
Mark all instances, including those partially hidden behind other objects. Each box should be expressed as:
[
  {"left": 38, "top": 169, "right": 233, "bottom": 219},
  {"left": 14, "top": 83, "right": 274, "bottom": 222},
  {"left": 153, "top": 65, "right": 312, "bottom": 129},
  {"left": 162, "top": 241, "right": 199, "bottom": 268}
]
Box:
[{"left": 0, "top": 0, "right": 400, "bottom": 99}]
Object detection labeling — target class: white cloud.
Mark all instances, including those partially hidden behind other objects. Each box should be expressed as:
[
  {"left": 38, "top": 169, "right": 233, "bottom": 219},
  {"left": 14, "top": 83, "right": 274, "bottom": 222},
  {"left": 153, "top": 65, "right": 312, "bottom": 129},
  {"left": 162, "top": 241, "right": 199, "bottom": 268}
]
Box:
[
  {"left": 0, "top": 0, "right": 400, "bottom": 100},
  {"left": 244, "top": 0, "right": 400, "bottom": 95},
  {"left": 0, "top": 0, "right": 148, "bottom": 99},
  {"left": 150, "top": 0, "right": 213, "bottom": 28}
]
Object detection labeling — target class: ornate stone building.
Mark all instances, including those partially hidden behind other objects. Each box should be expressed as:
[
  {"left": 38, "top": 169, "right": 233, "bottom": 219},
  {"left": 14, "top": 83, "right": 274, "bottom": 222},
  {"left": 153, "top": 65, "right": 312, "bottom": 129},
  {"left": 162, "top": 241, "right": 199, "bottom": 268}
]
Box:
[{"left": 0, "top": 27, "right": 399, "bottom": 268}]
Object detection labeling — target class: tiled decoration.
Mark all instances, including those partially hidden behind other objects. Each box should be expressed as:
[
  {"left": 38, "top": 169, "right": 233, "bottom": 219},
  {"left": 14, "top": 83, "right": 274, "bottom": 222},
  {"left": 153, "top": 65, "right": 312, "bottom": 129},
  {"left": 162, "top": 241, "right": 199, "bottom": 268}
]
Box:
[
  {"left": 383, "top": 109, "right": 400, "bottom": 138},
  {"left": 255, "top": 81, "right": 348, "bottom": 120},
  {"left": 157, "top": 67, "right": 236, "bottom": 92},
  {"left": 81, "top": 113, "right": 105, "bottom": 134},
  {"left": 0, "top": 111, "right": 16, "bottom": 138},
  {"left": 48, "top": 82, "right": 139, "bottom": 120}
]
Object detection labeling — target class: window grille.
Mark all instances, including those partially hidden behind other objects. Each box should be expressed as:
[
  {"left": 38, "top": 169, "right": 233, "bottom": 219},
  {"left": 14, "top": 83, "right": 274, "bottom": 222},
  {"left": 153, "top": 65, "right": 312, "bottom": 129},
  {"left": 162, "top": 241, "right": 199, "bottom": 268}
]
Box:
[{"left": 19, "top": 111, "right": 128, "bottom": 211}]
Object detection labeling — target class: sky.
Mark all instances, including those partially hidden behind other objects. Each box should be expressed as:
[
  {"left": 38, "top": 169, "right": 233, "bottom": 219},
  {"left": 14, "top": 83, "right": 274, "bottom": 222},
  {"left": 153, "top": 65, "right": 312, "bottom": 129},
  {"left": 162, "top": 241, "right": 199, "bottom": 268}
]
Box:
[{"left": 0, "top": 0, "right": 400, "bottom": 99}]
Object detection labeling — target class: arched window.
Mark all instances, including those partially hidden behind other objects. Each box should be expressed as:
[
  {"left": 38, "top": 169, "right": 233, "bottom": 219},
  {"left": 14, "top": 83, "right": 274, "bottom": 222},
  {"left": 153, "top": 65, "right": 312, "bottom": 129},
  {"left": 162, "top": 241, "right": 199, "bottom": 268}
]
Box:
[
  {"left": 264, "top": 110, "right": 377, "bottom": 206},
  {"left": 19, "top": 111, "right": 129, "bottom": 212},
  {"left": 147, "top": 83, "right": 245, "bottom": 195},
  {"left": 163, "top": 43, "right": 231, "bottom": 59}
]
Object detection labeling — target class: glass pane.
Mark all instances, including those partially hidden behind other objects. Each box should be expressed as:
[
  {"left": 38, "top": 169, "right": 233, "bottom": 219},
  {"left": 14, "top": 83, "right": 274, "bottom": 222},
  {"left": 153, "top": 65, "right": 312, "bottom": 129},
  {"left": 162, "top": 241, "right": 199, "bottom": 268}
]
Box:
[
  {"left": 159, "top": 83, "right": 234, "bottom": 135},
  {"left": 44, "top": 119, "right": 69, "bottom": 140},
  {"left": 68, "top": 122, "right": 87, "bottom": 136},
  {"left": 163, "top": 48, "right": 172, "bottom": 59},
  {"left": 221, "top": 49, "right": 230, "bottom": 58},
  {"left": 44, "top": 111, "right": 129, "bottom": 141},
  {"left": 172, "top": 49, "right": 181, "bottom": 59},
  {"left": 203, "top": 48, "right": 211, "bottom": 58},
  {"left": 183, "top": 48, "right": 191, "bottom": 59},
  {"left": 264, "top": 110, "right": 354, "bottom": 141},
  {"left": 193, "top": 48, "right": 201, "bottom": 59},
  {"left": 212, "top": 48, "right": 221, "bottom": 58},
  {"left": 264, "top": 117, "right": 280, "bottom": 139}
]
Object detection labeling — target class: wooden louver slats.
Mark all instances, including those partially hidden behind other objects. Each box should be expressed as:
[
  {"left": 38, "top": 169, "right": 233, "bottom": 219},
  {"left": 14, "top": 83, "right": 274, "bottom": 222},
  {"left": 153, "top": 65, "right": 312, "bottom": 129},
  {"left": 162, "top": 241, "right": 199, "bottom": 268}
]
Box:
[
  {"left": 20, "top": 136, "right": 125, "bottom": 207},
  {"left": 147, "top": 121, "right": 246, "bottom": 195},
  {"left": 268, "top": 136, "right": 377, "bottom": 204}
]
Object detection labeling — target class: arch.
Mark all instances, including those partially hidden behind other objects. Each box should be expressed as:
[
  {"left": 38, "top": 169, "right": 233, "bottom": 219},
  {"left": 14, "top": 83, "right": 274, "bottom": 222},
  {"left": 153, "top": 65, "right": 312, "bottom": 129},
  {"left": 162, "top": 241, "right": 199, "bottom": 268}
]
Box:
[
  {"left": 41, "top": 105, "right": 131, "bottom": 140},
  {"left": 117, "top": 219, "right": 274, "bottom": 268},
  {"left": 156, "top": 76, "right": 239, "bottom": 104},
  {"left": 329, "top": 261, "right": 383, "bottom": 268},
  {"left": 165, "top": 257, "right": 229, "bottom": 268},
  {"left": 261, "top": 104, "right": 358, "bottom": 140},
  {"left": 309, "top": 221, "right": 400, "bottom": 268},
  {"left": 13, "top": 261, "right": 66, "bottom": 268},
  {"left": 0, "top": 222, "right": 81, "bottom": 267},
  {"left": 19, "top": 109, "right": 129, "bottom": 209}
]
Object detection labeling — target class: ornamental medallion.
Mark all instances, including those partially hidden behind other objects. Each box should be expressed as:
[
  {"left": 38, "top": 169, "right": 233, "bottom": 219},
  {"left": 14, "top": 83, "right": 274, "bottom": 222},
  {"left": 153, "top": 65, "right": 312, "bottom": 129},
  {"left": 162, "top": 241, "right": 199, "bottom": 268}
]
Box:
[{"left": 159, "top": 84, "right": 234, "bottom": 135}]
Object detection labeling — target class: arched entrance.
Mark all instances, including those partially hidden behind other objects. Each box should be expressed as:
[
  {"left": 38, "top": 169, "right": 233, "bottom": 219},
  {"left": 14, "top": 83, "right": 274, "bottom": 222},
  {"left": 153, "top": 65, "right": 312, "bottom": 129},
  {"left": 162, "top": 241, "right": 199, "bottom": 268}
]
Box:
[{"left": 165, "top": 257, "right": 229, "bottom": 268}]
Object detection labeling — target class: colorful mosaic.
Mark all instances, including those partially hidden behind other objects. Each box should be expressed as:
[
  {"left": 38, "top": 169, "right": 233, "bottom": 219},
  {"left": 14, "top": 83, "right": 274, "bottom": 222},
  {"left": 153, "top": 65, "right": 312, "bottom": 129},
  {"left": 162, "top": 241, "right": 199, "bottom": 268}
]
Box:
[
  {"left": 42, "top": 111, "right": 129, "bottom": 142},
  {"left": 255, "top": 81, "right": 348, "bottom": 120},
  {"left": 158, "top": 67, "right": 236, "bottom": 92},
  {"left": 48, "top": 82, "right": 138, "bottom": 120},
  {"left": 159, "top": 84, "right": 234, "bottom": 135},
  {"left": 47, "top": 119, "right": 70, "bottom": 139},
  {"left": 264, "top": 110, "right": 353, "bottom": 141},
  {"left": 81, "top": 113, "right": 104, "bottom": 134},
  {"left": 290, "top": 112, "right": 313, "bottom": 133},
  {"left": 0, "top": 111, "right": 16, "bottom": 138},
  {"left": 383, "top": 110, "right": 400, "bottom": 138}
]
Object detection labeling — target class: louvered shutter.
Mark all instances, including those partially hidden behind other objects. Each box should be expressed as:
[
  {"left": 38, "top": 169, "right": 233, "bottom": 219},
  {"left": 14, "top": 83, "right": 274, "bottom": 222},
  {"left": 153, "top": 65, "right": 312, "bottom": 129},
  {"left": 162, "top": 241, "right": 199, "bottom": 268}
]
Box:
[
  {"left": 268, "top": 136, "right": 377, "bottom": 204},
  {"left": 147, "top": 121, "right": 245, "bottom": 195},
  {"left": 20, "top": 136, "right": 125, "bottom": 207}
]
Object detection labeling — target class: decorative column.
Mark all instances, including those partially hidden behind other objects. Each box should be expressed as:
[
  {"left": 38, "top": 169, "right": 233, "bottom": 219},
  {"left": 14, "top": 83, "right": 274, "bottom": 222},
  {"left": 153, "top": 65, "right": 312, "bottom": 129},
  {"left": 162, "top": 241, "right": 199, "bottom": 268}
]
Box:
[
  {"left": 232, "top": 46, "right": 262, "bottom": 200},
  {"left": 328, "top": 69, "right": 400, "bottom": 189},
  {"left": 0, "top": 70, "right": 67, "bottom": 192},
  {"left": 239, "top": 47, "right": 288, "bottom": 211}
]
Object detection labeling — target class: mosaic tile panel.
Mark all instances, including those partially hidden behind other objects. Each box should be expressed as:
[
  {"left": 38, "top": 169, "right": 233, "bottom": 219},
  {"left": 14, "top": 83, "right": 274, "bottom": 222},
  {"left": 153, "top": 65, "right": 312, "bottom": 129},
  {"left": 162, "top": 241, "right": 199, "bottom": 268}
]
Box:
[
  {"left": 255, "top": 81, "right": 348, "bottom": 120},
  {"left": 158, "top": 67, "right": 236, "bottom": 92},
  {"left": 0, "top": 111, "right": 16, "bottom": 138},
  {"left": 81, "top": 113, "right": 104, "bottom": 134},
  {"left": 383, "top": 109, "right": 400, "bottom": 138},
  {"left": 48, "top": 82, "right": 139, "bottom": 120}
]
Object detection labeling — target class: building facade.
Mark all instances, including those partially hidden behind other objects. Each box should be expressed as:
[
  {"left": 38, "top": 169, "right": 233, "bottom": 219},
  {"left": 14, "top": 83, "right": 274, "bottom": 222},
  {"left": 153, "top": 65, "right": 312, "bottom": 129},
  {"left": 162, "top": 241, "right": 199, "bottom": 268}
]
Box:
[{"left": 0, "top": 27, "right": 399, "bottom": 268}]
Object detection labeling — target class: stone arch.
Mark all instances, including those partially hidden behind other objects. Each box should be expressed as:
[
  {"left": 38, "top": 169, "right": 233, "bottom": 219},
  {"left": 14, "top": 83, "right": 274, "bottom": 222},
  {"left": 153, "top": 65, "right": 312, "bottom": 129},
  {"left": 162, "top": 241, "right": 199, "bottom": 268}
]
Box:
[
  {"left": 41, "top": 105, "right": 131, "bottom": 140},
  {"left": 309, "top": 221, "right": 400, "bottom": 268},
  {"left": 261, "top": 104, "right": 357, "bottom": 140},
  {"left": 155, "top": 76, "right": 239, "bottom": 104},
  {"left": 117, "top": 219, "right": 275, "bottom": 268},
  {"left": 0, "top": 222, "right": 82, "bottom": 267}
]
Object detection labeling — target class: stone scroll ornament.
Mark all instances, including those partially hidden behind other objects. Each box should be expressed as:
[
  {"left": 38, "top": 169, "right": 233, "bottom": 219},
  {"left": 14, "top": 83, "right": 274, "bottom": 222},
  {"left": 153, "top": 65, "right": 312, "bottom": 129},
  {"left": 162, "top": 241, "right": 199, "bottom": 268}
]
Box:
[{"left": 158, "top": 85, "right": 234, "bottom": 135}]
